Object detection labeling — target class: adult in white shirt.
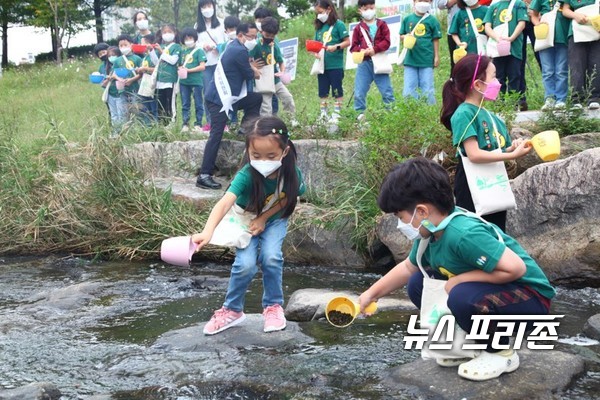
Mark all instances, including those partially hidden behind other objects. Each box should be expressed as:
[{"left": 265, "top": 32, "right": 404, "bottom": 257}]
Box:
[
  {"left": 437, "top": 0, "right": 460, "bottom": 71},
  {"left": 196, "top": 0, "right": 227, "bottom": 130}
]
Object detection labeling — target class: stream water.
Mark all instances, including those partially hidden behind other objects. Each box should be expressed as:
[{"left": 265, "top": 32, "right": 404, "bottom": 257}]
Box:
[{"left": 0, "top": 256, "right": 599, "bottom": 399}]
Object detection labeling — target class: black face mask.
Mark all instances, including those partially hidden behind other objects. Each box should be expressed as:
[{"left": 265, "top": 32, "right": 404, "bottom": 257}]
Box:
[
  {"left": 262, "top": 37, "right": 273, "bottom": 45},
  {"left": 100, "top": 55, "right": 107, "bottom": 62}
]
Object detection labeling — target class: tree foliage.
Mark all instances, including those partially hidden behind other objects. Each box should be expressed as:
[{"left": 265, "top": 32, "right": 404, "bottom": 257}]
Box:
[
  {"left": 0, "top": 0, "right": 36, "bottom": 67},
  {"left": 126, "top": 0, "right": 198, "bottom": 31}
]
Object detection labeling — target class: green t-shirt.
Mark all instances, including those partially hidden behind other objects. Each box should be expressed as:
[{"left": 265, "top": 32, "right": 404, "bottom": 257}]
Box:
[
  {"left": 179, "top": 47, "right": 207, "bottom": 87},
  {"left": 157, "top": 43, "right": 182, "bottom": 84},
  {"left": 112, "top": 54, "right": 142, "bottom": 94},
  {"left": 564, "top": 0, "right": 594, "bottom": 37},
  {"left": 408, "top": 209, "right": 556, "bottom": 300},
  {"left": 483, "top": 0, "right": 530, "bottom": 60},
  {"left": 399, "top": 13, "right": 442, "bottom": 68},
  {"left": 141, "top": 53, "right": 156, "bottom": 69},
  {"left": 449, "top": 6, "right": 489, "bottom": 54},
  {"left": 529, "top": 0, "right": 570, "bottom": 44},
  {"left": 98, "top": 62, "right": 120, "bottom": 97},
  {"left": 227, "top": 164, "right": 306, "bottom": 222},
  {"left": 250, "top": 39, "right": 284, "bottom": 83},
  {"left": 451, "top": 103, "right": 512, "bottom": 154},
  {"left": 315, "top": 19, "right": 349, "bottom": 70}
]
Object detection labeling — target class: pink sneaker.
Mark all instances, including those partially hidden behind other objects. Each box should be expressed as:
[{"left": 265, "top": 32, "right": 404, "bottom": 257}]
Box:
[
  {"left": 263, "top": 304, "right": 286, "bottom": 333},
  {"left": 201, "top": 124, "right": 211, "bottom": 132},
  {"left": 203, "top": 307, "right": 246, "bottom": 335}
]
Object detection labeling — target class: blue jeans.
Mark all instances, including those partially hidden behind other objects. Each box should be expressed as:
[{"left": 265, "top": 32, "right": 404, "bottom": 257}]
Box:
[
  {"left": 202, "top": 64, "right": 216, "bottom": 125},
  {"left": 107, "top": 94, "right": 126, "bottom": 133},
  {"left": 354, "top": 59, "right": 395, "bottom": 112},
  {"left": 539, "top": 44, "right": 568, "bottom": 103},
  {"left": 139, "top": 95, "right": 158, "bottom": 125},
  {"left": 403, "top": 66, "right": 435, "bottom": 104},
  {"left": 180, "top": 84, "right": 204, "bottom": 127},
  {"left": 223, "top": 218, "right": 288, "bottom": 312},
  {"left": 407, "top": 269, "right": 550, "bottom": 351}
]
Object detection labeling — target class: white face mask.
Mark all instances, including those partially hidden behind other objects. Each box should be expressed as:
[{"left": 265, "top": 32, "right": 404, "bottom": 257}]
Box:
[
  {"left": 396, "top": 209, "right": 422, "bottom": 241},
  {"left": 250, "top": 159, "right": 282, "bottom": 178},
  {"left": 162, "top": 32, "right": 175, "bottom": 43},
  {"left": 464, "top": 0, "right": 478, "bottom": 6},
  {"left": 414, "top": 1, "right": 431, "bottom": 14},
  {"left": 185, "top": 40, "right": 196, "bottom": 48},
  {"left": 120, "top": 46, "right": 131, "bottom": 56},
  {"left": 136, "top": 20, "right": 149, "bottom": 31},
  {"left": 361, "top": 9, "right": 376, "bottom": 21},
  {"left": 202, "top": 7, "right": 214, "bottom": 18},
  {"left": 244, "top": 38, "right": 257, "bottom": 51},
  {"left": 255, "top": 22, "right": 262, "bottom": 31},
  {"left": 317, "top": 13, "right": 329, "bottom": 23},
  {"left": 228, "top": 31, "right": 237, "bottom": 40}
]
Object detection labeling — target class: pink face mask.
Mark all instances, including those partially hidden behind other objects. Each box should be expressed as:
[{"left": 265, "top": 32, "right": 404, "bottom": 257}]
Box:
[{"left": 477, "top": 78, "right": 502, "bottom": 101}]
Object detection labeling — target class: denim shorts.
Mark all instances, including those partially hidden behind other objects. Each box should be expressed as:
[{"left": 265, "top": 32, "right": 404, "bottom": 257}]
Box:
[{"left": 318, "top": 68, "right": 344, "bottom": 98}]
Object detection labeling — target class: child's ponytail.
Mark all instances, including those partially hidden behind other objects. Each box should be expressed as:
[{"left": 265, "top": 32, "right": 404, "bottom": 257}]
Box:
[{"left": 440, "top": 54, "right": 491, "bottom": 131}]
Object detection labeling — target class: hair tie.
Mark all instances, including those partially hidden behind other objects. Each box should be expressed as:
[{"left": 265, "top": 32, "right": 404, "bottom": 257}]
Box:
[{"left": 271, "top": 128, "right": 289, "bottom": 137}]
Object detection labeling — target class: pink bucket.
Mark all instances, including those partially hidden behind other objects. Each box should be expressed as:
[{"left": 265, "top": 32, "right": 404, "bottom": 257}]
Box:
[
  {"left": 160, "top": 236, "right": 198, "bottom": 267},
  {"left": 177, "top": 68, "right": 188, "bottom": 79},
  {"left": 115, "top": 80, "right": 125, "bottom": 91},
  {"left": 497, "top": 40, "right": 511, "bottom": 57},
  {"left": 279, "top": 72, "right": 291, "bottom": 85}
]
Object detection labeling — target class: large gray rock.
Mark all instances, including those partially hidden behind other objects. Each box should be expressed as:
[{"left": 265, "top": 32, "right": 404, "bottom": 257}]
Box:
[
  {"left": 125, "top": 139, "right": 245, "bottom": 179},
  {"left": 284, "top": 203, "right": 365, "bottom": 267},
  {"left": 507, "top": 148, "right": 600, "bottom": 286},
  {"left": 25, "top": 282, "right": 102, "bottom": 311},
  {"left": 583, "top": 314, "right": 600, "bottom": 341},
  {"left": 375, "top": 214, "right": 412, "bottom": 264},
  {"left": 153, "top": 314, "right": 312, "bottom": 352},
  {"left": 383, "top": 349, "right": 584, "bottom": 399},
  {"left": 285, "top": 288, "right": 416, "bottom": 322},
  {"left": 0, "top": 382, "right": 61, "bottom": 400}
]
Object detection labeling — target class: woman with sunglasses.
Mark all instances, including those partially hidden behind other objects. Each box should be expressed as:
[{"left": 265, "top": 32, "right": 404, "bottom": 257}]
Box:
[{"left": 440, "top": 54, "right": 532, "bottom": 231}]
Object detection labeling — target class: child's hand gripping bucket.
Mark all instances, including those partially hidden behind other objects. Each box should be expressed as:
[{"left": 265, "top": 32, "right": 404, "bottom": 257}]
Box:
[
  {"left": 326, "top": 296, "right": 377, "bottom": 328},
  {"left": 403, "top": 35, "right": 416, "bottom": 49},
  {"left": 160, "top": 236, "right": 198, "bottom": 267},
  {"left": 529, "top": 130, "right": 561, "bottom": 162}
]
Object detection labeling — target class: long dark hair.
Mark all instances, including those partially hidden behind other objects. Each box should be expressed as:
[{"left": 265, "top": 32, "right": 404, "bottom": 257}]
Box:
[
  {"left": 242, "top": 117, "right": 300, "bottom": 219},
  {"left": 314, "top": 0, "right": 339, "bottom": 29},
  {"left": 440, "top": 54, "right": 490, "bottom": 131},
  {"left": 196, "top": 0, "right": 220, "bottom": 33}
]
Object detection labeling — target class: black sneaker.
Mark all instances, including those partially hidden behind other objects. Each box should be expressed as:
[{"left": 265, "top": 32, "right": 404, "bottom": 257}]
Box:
[{"left": 196, "top": 176, "right": 222, "bottom": 190}]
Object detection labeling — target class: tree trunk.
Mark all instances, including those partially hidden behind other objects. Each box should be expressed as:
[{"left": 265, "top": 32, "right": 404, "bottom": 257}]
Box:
[
  {"left": 338, "top": 0, "right": 345, "bottom": 20},
  {"left": 94, "top": 0, "right": 104, "bottom": 43},
  {"left": 268, "top": 0, "right": 277, "bottom": 8},
  {"left": 50, "top": 25, "right": 58, "bottom": 61},
  {"left": 1, "top": 20, "right": 8, "bottom": 68},
  {"left": 173, "top": 0, "right": 180, "bottom": 29}
]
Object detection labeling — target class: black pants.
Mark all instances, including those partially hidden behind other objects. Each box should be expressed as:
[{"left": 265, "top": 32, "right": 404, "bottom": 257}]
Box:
[
  {"left": 454, "top": 157, "right": 507, "bottom": 232},
  {"left": 157, "top": 87, "right": 174, "bottom": 125},
  {"left": 448, "top": 34, "right": 458, "bottom": 73},
  {"left": 493, "top": 55, "right": 521, "bottom": 96},
  {"left": 519, "top": 22, "right": 542, "bottom": 102},
  {"left": 200, "top": 92, "right": 262, "bottom": 176},
  {"left": 568, "top": 37, "right": 600, "bottom": 105}
]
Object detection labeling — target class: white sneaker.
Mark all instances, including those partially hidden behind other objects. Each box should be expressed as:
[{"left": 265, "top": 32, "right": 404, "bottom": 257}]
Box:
[
  {"left": 458, "top": 350, "right": 519, "bottom": 381},
  {"left": 571, "top": 103, "right": 584, "bottom": 110},
  {"left": 181, "top": 125, "right": 190, "bottom": 133},
  {"left": 357, "top": 113, "right": 365, "bottom": 122},
  {"left": 554, "top": 101, "right": 566, "bottom": 109},
  {"left": 588, "top": 102, "right": 600, "bottom": 110},
  {"left": 541, "top": 98, "right": 555, "bottom": 111}
]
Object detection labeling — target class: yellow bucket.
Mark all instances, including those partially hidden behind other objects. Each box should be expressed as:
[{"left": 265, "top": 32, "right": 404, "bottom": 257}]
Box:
[
  {"left": 403, "top": 35, "right": 416, "bottom": 50},
  {"left": 325, "top": 296, "right": 377, "bottom": 328},
  {"left": 452, "top": 47, "right": 467, "bottom": 64},
  {"left": 352, "top": 51, "right": 365, "bottom": 64},
  {"left": 591, "top": 15, "right": 600, "bottom": 32},
  {"left": 530, "top": 130, "right": 561, "bottom": 162},
  {"left": 534, "top": 23, "right": 549, "bottom": 40}
]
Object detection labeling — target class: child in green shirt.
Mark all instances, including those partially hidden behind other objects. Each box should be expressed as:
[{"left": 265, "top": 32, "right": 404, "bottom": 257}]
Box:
[
  {"left": 114, "top": 34, "right": 142, "bottom": 122},
  {"left": 359, "top": 156, "right": 555, "bottom": 381},
  {"left": 136, "top": 34, "right": 159, "bottom": 125},
  {"left": 154, "top": 24, "right": 181, "bottom": 125},
  {"left": 399, "top": 0, "right": 442, "bottom": 104},
  {"left": 178, "top": 28, "right": 207, "bottom": 133},
  {"left": 449, "top": 0, "right": 489, "bottom": 56},
  {"left": 313, "top": 0, "right": 350, "bottom": 122}
]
